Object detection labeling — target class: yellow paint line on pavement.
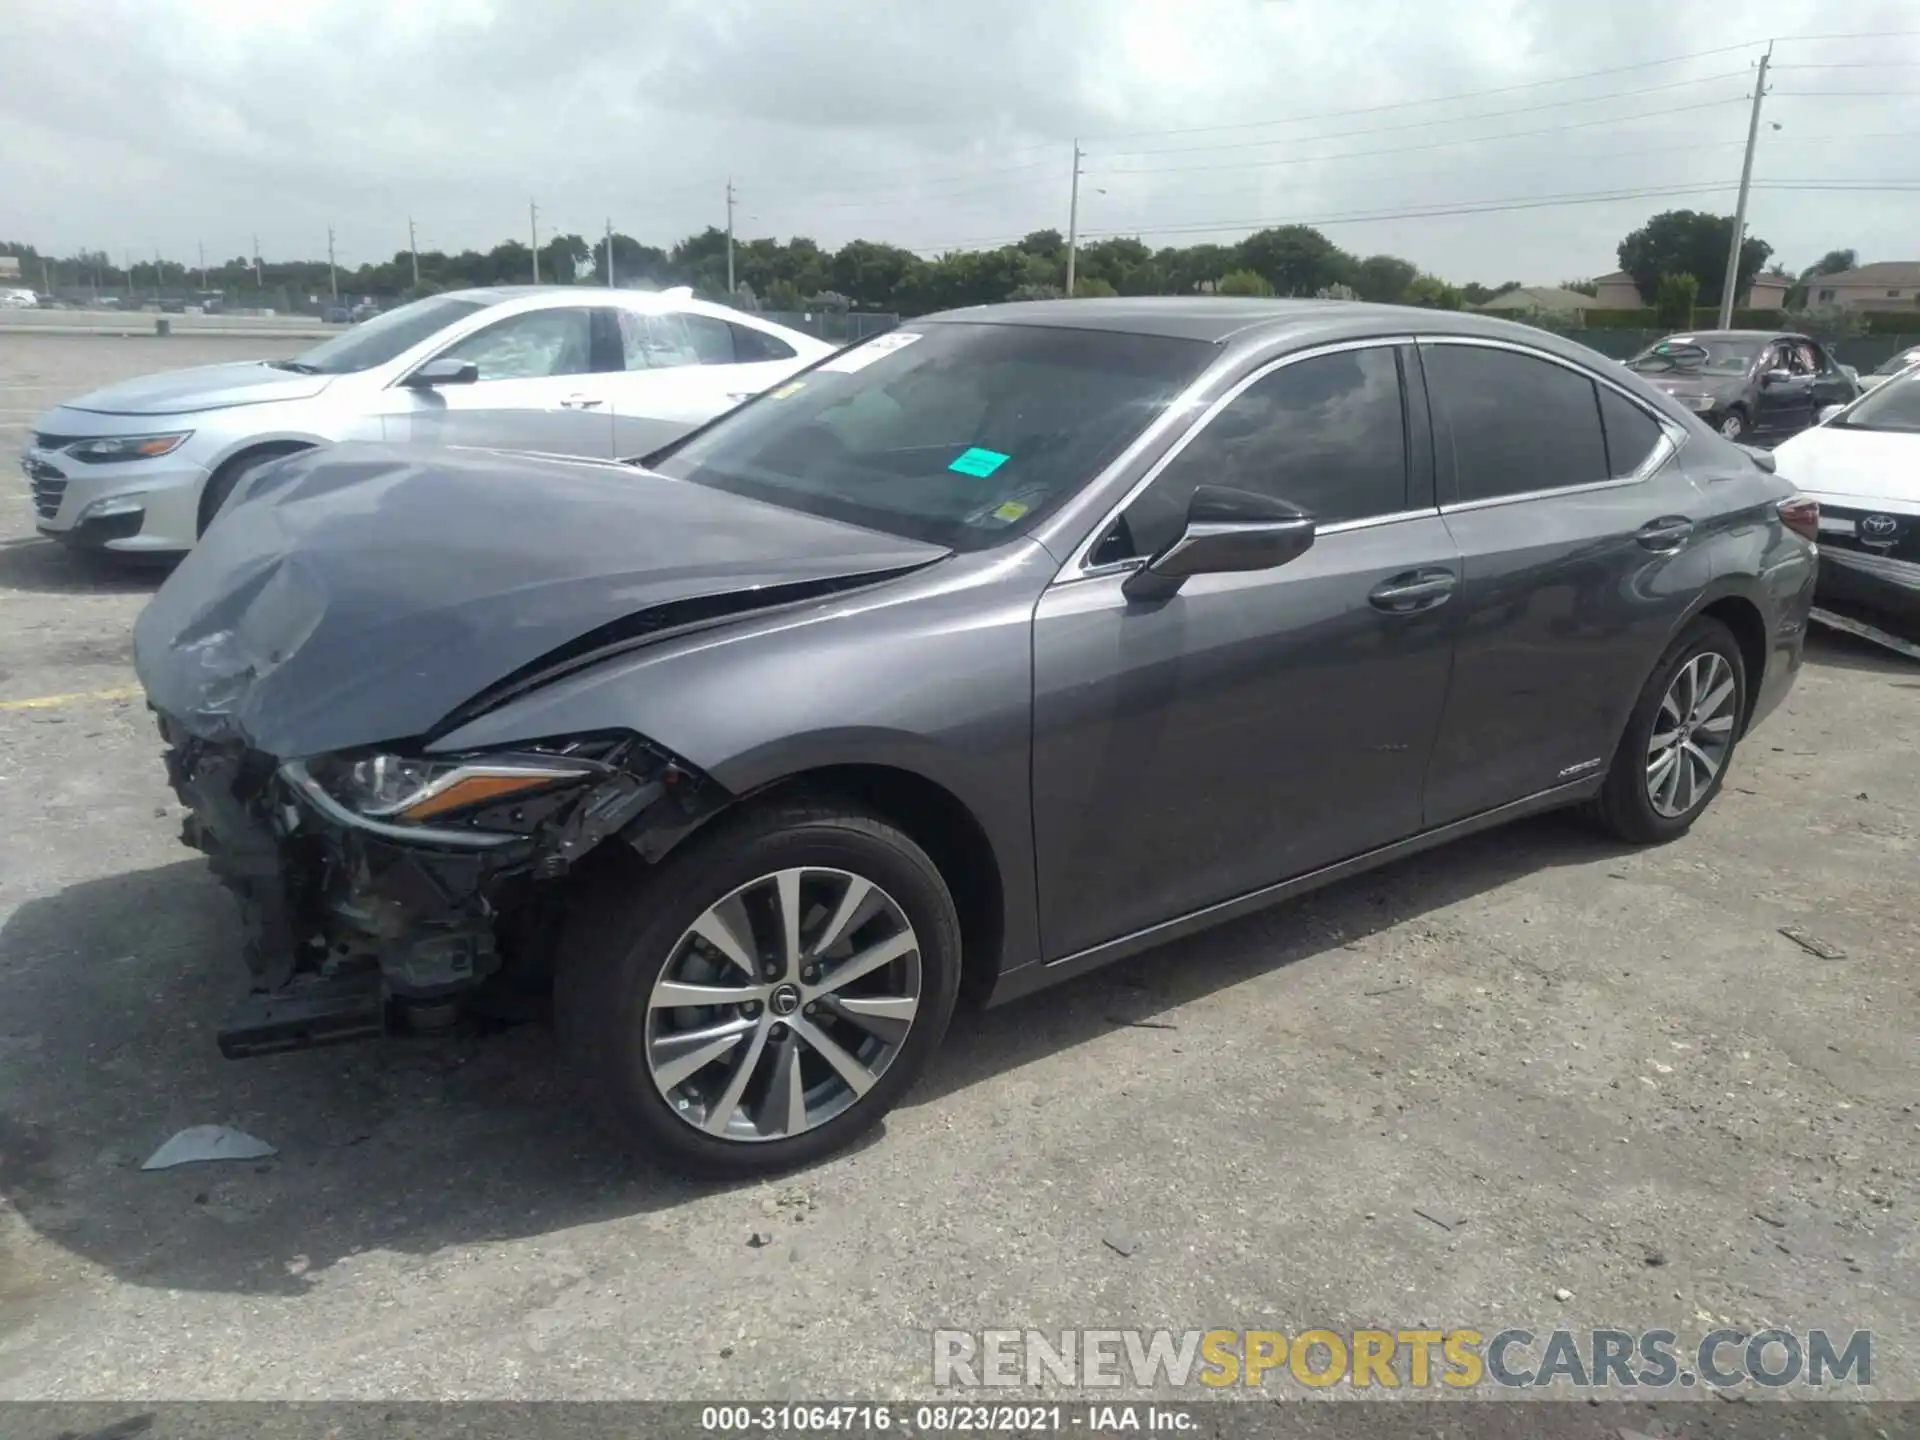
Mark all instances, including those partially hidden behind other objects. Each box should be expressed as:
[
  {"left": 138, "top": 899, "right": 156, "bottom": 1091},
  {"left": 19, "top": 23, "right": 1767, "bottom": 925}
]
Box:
[{"left": 0, "top": 685, "right": 143, "bottom": 712}]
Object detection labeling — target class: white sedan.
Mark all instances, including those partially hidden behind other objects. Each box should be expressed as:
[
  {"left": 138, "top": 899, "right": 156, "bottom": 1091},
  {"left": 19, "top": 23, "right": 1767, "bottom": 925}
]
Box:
[
  {"left": 1859, "top": 346, "right": 1920, "bottom": 392},
  {"left": 1773, "top": 367, "right": 1920, "bottom": 633},
  {"left": 23, "top": 286, "right": 830, "bottom": 555}
]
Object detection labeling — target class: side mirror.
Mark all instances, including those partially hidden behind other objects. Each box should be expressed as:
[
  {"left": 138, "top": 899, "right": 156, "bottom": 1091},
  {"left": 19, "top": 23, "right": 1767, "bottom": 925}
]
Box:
[
  {"left": 1818, "top": 403, "right": 1846, "bottom": 425},
  {"left": 404, "top": 358, "right": 479, "bottom": 389},
  {"left": 1122, "top": 484, "right": 1316, "bottom": 602},
  {"left": 1761, "top": 368, "right": 1792, "bottom": 388}
]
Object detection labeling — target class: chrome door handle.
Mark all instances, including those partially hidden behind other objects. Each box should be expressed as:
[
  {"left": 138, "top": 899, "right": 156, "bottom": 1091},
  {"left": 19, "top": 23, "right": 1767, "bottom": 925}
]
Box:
[
  {"left": 1635, "top": 516, "right": 1695, "bottom": 551},
  {"left": 559, "top": 394, "right": 605, "bottom": 410},
  {"left": 1368, "top": 569, "right": 1457, "bottom": 613}
]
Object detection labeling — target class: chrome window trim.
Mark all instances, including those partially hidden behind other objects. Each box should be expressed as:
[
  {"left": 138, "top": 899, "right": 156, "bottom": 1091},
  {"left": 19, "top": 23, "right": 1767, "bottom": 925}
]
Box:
[
  {"left": 1415, "top": 333, "right": 1687, "bottom": 512},
  {"left": 1056, "top": 334, "right": 1421, "bottom": 581}
]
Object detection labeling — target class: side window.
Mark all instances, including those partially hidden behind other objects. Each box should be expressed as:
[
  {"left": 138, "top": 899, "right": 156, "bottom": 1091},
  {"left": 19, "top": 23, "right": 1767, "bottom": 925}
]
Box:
[
  {"left": 1597, "top": 386, "right": 1664, "bottom": 477},
  {"left": 730, "top": 323, "right": 797, "bottom": 362},
  {"left": 1793, "top": 342, "right": 1821, "bottom": 374},
  {"left": 1101, "top": 347, "right": 1407, "bottom": 562},
  {"left": 1422, "top": 343, "right": 1608, "bottom": 503},
  {"left": 435, "top": 308, "right": 595, "bottom": 380},
  {"left": 1764, "top": 342, "right": 1795, "bottom": 375},
  {"left": 680, "top": 313, "right": 737, "bottom": 364},
  {"left": 615, "top": 310, "right": 701, "bottom": 370}
]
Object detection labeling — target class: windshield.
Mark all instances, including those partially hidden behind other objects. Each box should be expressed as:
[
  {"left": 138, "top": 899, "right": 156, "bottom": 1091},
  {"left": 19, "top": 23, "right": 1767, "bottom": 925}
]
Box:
[
  {"left": 276, "top": 294, "right": 489, "bottom": 374},
  {"left": 1872, "top": 349, "right": 1920, "bottom": 377},
  {"left": 648, "top": 321, "right": 1213, "bottom": 552},
  {"left": 1626, "top": 337, "right": 1761, "bottom": 376},
  {"left": 1831, "top": 368, "right": 1920, "bottom": 433}
]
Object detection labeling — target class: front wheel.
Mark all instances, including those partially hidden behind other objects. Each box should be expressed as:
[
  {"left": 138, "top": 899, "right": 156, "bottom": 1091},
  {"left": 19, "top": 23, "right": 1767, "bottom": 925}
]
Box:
[
  {"left": 1717, "top": 409, "right": 1749, "bottom": 441},
  {"left": 555, "top": 799, "right": 962, "bottom": 1177},
  {"left": 1589, "top": 617, "right": 1747, "bottom": 845}
]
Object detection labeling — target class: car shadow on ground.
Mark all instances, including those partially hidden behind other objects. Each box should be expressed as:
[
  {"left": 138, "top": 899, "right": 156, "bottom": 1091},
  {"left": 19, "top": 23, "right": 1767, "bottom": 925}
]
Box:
[
  {"left": 0, "top": 811, "right": 1630, "bottom": 1300},
  {"left": 0, "top": 538, "right": 171, "bottom": 595},
  {"left": 1803, "top": 626, "right": 1920, "bottom": 678}
]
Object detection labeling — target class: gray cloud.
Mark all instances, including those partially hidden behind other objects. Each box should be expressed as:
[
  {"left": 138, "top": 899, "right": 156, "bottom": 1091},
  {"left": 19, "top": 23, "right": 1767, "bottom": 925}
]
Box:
[{"left": 3, "top": 0, "right": 1918, "bottom": 283}]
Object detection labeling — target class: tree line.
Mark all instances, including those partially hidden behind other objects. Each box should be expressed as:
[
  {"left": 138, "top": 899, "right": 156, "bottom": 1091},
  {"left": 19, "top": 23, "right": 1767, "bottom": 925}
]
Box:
[
  {"left": 6, "top": 208, "right": 1850, "bottom": 320},
  {"left": 3, "top": 225, "right": 1513, "bottom": 315}
]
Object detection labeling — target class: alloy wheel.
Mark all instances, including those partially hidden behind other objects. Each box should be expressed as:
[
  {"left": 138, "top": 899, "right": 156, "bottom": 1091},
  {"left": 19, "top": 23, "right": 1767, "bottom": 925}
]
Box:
[
  {"left": 1645, "top": 651, "right": 1738, "bottom": 818},
  {"left": 645, "top": 867, "right": 922, "bottom": 1142},
  {"left": 1718, "top": 414, "right": 1746, "bottom": 439}
]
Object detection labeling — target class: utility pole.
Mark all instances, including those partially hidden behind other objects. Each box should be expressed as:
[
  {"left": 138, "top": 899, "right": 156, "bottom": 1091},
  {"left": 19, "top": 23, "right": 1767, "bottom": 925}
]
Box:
[
  {"left": 327, "top": 226, "right": 338, "bottom": 299},
  {"left": 605, "top": 217, "right": 614, "bottom": 287},
  {"left": 408, "top": 217, "right": 420, "bottom": 291},
  {"left": 41, "top": 256, "right": 51, "bottom": 296},
  {"left": 1717, "top": 44, "right": 1772, "bottom": 329},
  {"left": 725, "top": 179, "right": 736, "bottom": 297},
  {"left": 123, "top": 249, "right": 133, "bottom": 297},
  {"left": 198, "top": 241, "right": 207, "bottom": 290},
  {"left": 1065, "top": 139, "right": 1083, "bottom": 298},
  {"left": 251, "top": 233, "right": 261, "bottom": 287},
  {"left": 530, "top": 199, "right": 540, "bottom": 283}
]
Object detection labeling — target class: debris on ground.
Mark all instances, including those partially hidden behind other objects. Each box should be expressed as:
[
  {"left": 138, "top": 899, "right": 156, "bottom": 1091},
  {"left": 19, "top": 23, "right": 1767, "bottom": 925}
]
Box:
[
  {"left": 140, "top": 1125, "right": 277, "bottom": 1170},
  {"left": 747, "top": 1230, "right": 773, "bottom": 1248},
  {"left": 1779, "top": 926, "right": 1847, "bottom": 960},
  {"left": 1103, "top": 1231, "right": 1140, "bottom": 1258}
]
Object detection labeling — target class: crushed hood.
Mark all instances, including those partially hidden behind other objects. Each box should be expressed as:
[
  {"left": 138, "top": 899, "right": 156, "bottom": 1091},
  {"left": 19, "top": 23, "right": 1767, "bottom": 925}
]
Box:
[
  {"left": 134, "top": 444, "right": 947, "bottom": 758},
  {"left": 65, "top": 360, "right": 333, "bottom": 416},
  {"left": 1774, "top": 427, "right": 1920, "bottom": 512}
]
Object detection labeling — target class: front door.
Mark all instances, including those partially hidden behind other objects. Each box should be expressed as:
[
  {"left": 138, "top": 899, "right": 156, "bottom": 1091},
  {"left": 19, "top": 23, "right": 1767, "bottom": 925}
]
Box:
[
  {"left": 1754, "top": 340, "right": 1814, "bottom": 438},
  {"left": 1031, "top": 342, "right": 1460, "bottom": 961},
  {"left": 378, "top": 304, "right": 616, "bottom": 457},
  {"left": 1414, "top": 339, "right": 1713, "bottom": 825}
]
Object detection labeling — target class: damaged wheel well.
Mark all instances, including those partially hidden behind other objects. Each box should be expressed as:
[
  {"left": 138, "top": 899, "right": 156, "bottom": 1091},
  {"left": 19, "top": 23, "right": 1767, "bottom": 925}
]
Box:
[{"left": 749, "top": 765, "right": 1006, "bottom": 1004}]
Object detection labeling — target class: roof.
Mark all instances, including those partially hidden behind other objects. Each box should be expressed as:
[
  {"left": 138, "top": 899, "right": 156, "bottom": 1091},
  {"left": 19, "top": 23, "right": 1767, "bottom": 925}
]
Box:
[
  {"left": 922, "top": 295, "right": 1570, "bottom": 344},
  {"left": 1594, "top": 270, "right": 1633, "bottom": 283},
  {"left": 1809, "top": 261, "right": 1920, "bottom": 287},
  {"left": 1474, "top": 286, "right": 1594, "bottom": 313}
]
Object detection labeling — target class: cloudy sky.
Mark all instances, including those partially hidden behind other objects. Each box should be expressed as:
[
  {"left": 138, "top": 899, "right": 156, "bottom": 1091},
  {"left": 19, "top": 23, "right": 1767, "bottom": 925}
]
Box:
[{"left": 4, "top": 0, "right": 1919, "bottom": 284}]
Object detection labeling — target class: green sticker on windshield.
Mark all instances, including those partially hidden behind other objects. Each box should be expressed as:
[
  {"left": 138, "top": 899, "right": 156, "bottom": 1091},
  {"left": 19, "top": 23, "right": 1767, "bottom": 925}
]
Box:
[{"left": 949, "top": 447, "right": 1010, "bottom": 477}]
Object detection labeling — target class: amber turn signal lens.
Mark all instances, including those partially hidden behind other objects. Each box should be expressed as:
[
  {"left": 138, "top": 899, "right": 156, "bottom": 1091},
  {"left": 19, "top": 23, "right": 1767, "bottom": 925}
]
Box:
[{"left": 398, "top": 772, "right": 566, "bottom": 821}]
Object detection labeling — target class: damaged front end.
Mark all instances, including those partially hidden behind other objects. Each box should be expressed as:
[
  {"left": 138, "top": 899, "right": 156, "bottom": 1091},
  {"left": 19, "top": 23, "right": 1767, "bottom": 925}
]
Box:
[{"left": 160, "top": 718, "right": 718, "bottom": 1058}]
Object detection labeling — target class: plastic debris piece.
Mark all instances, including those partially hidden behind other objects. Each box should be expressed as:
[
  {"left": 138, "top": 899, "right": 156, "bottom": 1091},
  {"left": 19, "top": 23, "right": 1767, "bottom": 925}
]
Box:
[{"left": 142, "top": 1124, "right": 278, "bottom": 1170}]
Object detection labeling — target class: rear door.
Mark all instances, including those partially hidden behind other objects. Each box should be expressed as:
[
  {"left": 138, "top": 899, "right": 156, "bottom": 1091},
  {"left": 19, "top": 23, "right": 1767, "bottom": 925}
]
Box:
[
  {"left": 1031, "top": 340, "right": 1461, "bottom": 959},
  {"left": 606, "top": 310, "right": 805, "bottom": 457},
  {"left": 379, "top": 304, "right": 616, "bottom": 457},
  {"left": 1417, "top": 339, "right": 1712, "bottom": 825},
  {"left": 1801, "top": 339, "right": 1855, "bottom": 419}
]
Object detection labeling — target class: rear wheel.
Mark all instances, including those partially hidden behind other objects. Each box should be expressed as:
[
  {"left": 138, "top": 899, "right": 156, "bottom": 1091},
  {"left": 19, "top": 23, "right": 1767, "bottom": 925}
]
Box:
[
  {"left": 555, "top": 799, "right": 962, "bottom": 1177},
  {"left": 1717, "top": 409, "right": 1749, "bottom": 441},
  {"left": 1589, "top": 617, "right": 1747, "bottom": 844}
]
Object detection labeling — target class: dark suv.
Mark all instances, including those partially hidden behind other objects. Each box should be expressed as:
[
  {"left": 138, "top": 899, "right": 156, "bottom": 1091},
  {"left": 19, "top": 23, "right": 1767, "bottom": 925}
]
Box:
[{"left": 1626, "top": 330, "right": 1859, "bottom": 443}]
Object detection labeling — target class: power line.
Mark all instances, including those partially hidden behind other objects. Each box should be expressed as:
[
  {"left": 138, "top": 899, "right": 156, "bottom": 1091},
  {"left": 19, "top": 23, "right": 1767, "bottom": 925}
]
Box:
[
  {"left": 1085, "top": 38, "right": 1773, "bottom": 142},
  {"left": 1097, "top": 71, "right": 1754, "bottom": 160},
  {"left": 1769, "top": 89, "right": 1920, "bottom": 97},
  {"left": 1098, "top": 97, "right": 1744, "bottom": 177}
]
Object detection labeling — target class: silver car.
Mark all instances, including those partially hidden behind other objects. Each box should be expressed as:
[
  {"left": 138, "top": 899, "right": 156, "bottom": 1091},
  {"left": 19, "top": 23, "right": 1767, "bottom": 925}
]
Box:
[{"left": 23, "top": 285, "right": 830, "bottom": 555}]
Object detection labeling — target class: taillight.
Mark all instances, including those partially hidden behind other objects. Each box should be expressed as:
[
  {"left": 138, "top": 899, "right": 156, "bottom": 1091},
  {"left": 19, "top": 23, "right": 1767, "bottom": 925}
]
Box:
[{"left": 1778, "top": 495, "right": 1819, "bottom": 542}]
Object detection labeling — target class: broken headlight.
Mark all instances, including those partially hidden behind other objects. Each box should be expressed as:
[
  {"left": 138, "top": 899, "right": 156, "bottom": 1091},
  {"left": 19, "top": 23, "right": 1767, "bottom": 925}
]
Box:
[{"left": 292, "top": 751, "right": 599, "bottom": 825}]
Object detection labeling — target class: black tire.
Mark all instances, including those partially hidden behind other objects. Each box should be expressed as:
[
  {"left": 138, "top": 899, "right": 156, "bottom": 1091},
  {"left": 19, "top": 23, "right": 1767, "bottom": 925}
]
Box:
[
  {"left": 1588, "top": 616, "right": 1747, "bottom": 845},
  {"left": 554, "top": 797, "right": 962, "bottom": 1178},
  {"left": 1716, "top": 408, "right": 1749, "bottom": 442},
  {"left": 196, "top": 445, "right": 311, "bottom": 537}
]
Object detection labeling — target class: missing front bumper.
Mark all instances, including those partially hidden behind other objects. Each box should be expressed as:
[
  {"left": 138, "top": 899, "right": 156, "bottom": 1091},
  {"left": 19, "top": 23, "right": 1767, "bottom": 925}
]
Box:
[{"left": 157, "top": 716, "right": 717, "bottom": 1056}]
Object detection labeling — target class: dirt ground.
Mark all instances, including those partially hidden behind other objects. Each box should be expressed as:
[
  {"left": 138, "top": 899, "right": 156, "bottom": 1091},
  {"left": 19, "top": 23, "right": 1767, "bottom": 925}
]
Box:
[{"left": 0, "top": 334, "right": 1913, "bottom": 1403}]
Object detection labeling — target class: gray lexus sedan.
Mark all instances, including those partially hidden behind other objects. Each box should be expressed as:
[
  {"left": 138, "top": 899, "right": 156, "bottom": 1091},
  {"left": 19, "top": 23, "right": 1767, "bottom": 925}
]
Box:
[{"left": 134, "top": 298, "right": 1817, "bottom": 1175}]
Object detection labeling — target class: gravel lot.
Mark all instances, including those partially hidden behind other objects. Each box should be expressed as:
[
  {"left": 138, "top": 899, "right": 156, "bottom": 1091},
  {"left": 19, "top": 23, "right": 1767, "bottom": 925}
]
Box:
[{"left": 0, "top": 334, "right": 1914, "bottom": 1403}]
